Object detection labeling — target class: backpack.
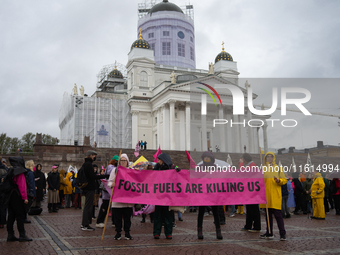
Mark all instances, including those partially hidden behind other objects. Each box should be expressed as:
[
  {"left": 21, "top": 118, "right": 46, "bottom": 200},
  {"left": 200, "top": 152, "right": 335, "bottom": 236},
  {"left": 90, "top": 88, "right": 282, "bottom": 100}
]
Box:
[
  {"left": 75, "top": 166, "right": 88, "bottom": 189},
  {"left": 330, "top": 180, "right": 337, "bottom": 194},
  {"left": 0, "top": 168, "right": 15, "bottom": 195}
]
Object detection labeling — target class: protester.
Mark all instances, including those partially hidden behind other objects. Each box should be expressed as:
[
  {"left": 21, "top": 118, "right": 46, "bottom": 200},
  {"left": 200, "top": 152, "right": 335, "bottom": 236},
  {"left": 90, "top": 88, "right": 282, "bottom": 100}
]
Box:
[
  {"left": 64, "top": 171, "right": 73, "bottom": 208},
  {"left": 92, "top": 164, "right": 101, "bottom": 219},
  {"left": 287, "top": 176, "right": 295, "bottom": 214},
  {"left": 24, "top": 160, "right": 36, "bottom": 223},
  {"left": 303, "top": 174, "right": 313, "bottom": 214},
  {"left": 6, "top": 157, "right": 32, "bottom": 242},
  {"left": 72, "top": 173, "right": 82, "bottom": 209},
  {"left": 196, "top": 151, "right": 223, "bottom": 240},
  {"left": 32, "top": 164, "right": 46, "bottom": 208},
  {"left": 58, "top": 169, "right": 66, "bottom": 209},
  {"left": 0, "top": 157, "right": 8, "bottom": 229},
  {"left": 281, "top": 176, "right": 289, "bottom": 218},
  {"left": 239, "top": 153, "right": 261, "bottom": 232},
  {"left": 292, "top": 172, "right": 304, "bottom": 215},
  {"left": 47, "top": 166, "right": 60, "bottom": 212},
  {"left": 81, "top": 150, "right": 108, "bottom": 231},
  {"left": 144, "top": 141, "right": 147, "bottom": 150},
  {"left": 321, "top": 173, "right": 330, "bottom": 214},
  {"left": 311, "top": 172, "right": 326, "bottom": 220},
  {"left": 260, "top": 152, "right": 287, "bottom": 241},
  {"left": 332, "top": 178, "right": 340, "bottom": 215},
  {"left": 108, "top": 153, "right": 134, "bottom": 240},
  {"left": 153, "top": 153, "right": 180, "bottom": 240},
  {"left": 96, "top": 156, "right": 118, "bottom": 228}
]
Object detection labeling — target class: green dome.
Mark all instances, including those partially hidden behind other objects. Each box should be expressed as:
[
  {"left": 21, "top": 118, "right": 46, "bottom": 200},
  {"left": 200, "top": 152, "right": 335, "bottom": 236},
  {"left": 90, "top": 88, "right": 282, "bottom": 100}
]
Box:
[
  {"left": 108, "top": 69, "right": 123, "bottom": 79},
  {"left": 215, "top": 51, "right": 233, "bottom": 63},
  {"left": 131, "top": 38, "right": 150, "bottom": 51},
  {"left": 149, "top": 0, "right": 183, "bottom": 15}
]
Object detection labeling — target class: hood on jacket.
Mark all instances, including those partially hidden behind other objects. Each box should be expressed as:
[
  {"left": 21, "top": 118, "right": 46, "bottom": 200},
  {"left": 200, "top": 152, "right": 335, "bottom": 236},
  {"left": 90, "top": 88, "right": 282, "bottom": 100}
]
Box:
[
  {"left": 36, "top": 163, "right": 42, "bottom": 171},
  {"left": 60, "top": 169, "right": 66, "bottom": 176},
  {"left": 8, "top": 157, "right": 27, "bottom": 176},
  {"left": 157, "top": 153, "right": 172, "bottom": 168},
  {"left": 66, "top": 172, "right": 73, "bottom": 179},
  {"left": 120, "top": 153, "right": 130, "bottom": 167},
  {"left": 201, "top": 151, "right": 215, "bottom": 166},
  {"left": 263, "top": 151, "right": 277, "bottom": 166}
]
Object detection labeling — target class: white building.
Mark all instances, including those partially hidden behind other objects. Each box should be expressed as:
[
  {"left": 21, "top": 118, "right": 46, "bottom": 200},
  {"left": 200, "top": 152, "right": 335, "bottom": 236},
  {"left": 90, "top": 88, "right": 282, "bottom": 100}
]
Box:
[{"left": 59, "top": 0, "right": 269, "bottom": 153}]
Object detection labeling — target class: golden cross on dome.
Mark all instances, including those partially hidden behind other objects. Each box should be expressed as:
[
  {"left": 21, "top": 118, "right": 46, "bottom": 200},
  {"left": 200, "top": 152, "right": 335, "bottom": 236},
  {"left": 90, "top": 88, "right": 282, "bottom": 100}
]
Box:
[
  {"left": 222, "top": 41, "right": 225, "bottom": 52},
  {"left": 114, "top": 60, "right": 117, "bottom": 70},
  {"left": 139, "top": 28, "right": 143, "bottom": 40}
]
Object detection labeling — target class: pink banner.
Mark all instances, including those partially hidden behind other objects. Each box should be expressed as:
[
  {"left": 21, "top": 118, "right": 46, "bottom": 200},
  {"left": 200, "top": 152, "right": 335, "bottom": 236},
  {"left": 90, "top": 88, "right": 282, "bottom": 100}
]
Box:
[{"left": 111, "top": 167, "right": 266, "bottom": 206}]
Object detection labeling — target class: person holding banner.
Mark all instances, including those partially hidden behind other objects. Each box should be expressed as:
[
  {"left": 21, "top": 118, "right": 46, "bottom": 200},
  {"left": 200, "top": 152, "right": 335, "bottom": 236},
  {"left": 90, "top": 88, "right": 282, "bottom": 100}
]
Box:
[
  {"left": 196, "top": 151, "right": 223, "bottom": 240},
  {"left": 153, "top": 153, "right": 180, "bottom": 240},
  {"left": 260, "top": 152, "right": 287, "bottom": 241},
  {"left": 96, "top": 156, "right": 118, "bottom": 228},
  {"left": 108, "top": 153, "right": 134, "bottom": 240},
  {"left": 239, "top": 153, "right": 261, "bottom": 232}
]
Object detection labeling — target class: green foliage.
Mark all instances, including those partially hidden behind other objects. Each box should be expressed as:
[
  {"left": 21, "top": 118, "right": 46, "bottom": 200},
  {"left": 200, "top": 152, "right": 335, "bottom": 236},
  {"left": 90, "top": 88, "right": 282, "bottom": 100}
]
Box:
[
  {"left": 42, "top": 134, "right": 55, "bottom": 145},
  {"left": 21, "top": 132, "right": 36, "bottom": 152}
]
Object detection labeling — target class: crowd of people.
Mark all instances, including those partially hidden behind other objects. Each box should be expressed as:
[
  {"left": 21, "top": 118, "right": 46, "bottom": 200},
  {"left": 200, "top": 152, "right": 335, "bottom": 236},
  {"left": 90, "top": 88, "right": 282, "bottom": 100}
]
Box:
[{"left": 0, "top": 151, "right": 339, "bottom": 243}]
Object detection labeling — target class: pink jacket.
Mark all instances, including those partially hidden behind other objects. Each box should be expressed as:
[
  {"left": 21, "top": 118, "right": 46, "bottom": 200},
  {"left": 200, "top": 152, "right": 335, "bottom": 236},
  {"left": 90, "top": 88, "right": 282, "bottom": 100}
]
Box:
[{"left": 14, "top": 173, "right": 27, "bottom": 200}]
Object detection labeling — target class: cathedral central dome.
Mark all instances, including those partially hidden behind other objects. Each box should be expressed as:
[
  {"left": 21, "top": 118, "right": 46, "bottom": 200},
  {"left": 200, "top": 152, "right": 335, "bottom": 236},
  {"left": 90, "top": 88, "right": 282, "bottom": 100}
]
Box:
[{"left": 148, "top": 0, "right": 183, "bottom": 14}]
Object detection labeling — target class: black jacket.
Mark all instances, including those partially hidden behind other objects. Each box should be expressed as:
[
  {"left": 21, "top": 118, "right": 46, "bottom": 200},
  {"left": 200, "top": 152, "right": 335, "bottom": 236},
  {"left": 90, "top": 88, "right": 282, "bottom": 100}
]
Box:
[
  {"left": 47, "top": 171, "right": 60, "bottom": 190},
  {"left": 82, "top": 158, "right": 107, "bottom": 191},
  {"left": 35, "top": 165, "right": 46, "bottom": 201},
  {"left": 153, "top": 153, "right": 177, "bottom": 171},
  {"left": 293, "top": 178, "right": 303, "bottom": 194}
]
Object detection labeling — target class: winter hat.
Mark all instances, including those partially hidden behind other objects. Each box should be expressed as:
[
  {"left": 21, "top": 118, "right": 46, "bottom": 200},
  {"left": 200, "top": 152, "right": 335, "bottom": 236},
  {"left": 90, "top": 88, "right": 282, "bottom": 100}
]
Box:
[
  {"left": 86, "top": 150, "right": 97, "bottom": 157},
  {"left": 120, "top": 153, "right": 130, "bottom": 166},
  {"left": 111, "top": 155, "right": 119, "bottom": 161}
]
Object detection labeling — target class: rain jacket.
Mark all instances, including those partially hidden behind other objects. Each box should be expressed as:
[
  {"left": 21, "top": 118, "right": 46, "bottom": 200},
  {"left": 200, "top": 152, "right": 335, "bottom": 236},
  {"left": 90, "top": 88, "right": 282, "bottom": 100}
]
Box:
[
  {"left": 260, "top": 152, "right": 287, "bottom": 210},
  {"left": 303, "top": 178, "right": 313, "bottom": 202},
  {"left": 311, "top": 173, "right": 325, "bottom": 199},
  {"left": 311, "top": 172, "right": 325, "bottom": 219},
  {"left": 287, "top": 179, "right": 296, "bottom": 208},
  {"left": 59, "top": 169, "right": 66, "bottom": 191},
  {"left": 64, "top": 172, "right": 73, "bottom": 195}
]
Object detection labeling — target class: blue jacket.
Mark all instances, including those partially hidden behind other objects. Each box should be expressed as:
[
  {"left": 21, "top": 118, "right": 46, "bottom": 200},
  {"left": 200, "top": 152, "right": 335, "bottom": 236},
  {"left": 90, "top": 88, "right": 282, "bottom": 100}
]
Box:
[
  {"left": 26, "top": 170, "right": 36, "bottom": 197},
  {"left": 287, "top": 180, "right": 296, "bottom": 208}
]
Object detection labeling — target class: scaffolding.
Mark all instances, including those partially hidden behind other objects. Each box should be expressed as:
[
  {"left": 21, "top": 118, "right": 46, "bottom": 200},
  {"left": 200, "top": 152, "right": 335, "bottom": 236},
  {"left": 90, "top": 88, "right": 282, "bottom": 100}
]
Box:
[
  {"left": 59, "top": 93, "right": 131, "bottom": 148},
  {"left": 138, "top": 1, "right": 194, "bottom": 20}
]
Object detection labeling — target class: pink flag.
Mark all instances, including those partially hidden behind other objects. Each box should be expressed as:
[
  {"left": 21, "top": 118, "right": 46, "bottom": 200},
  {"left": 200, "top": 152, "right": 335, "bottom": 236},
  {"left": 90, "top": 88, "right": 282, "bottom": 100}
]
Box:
[
  {"left": 134, "top": 140, "right": 139, "bottom": 157},
  {"left": 153, "top": 145, "right": 162, "bottom": 162},
  {"left": 186, "top": 150, "right": 197, "bottom": 169}
]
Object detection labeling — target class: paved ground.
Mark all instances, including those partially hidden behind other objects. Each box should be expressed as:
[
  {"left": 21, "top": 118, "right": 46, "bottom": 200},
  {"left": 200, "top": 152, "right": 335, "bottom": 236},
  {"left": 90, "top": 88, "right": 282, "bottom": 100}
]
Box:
[{"left": 1, "top": 201, "right": 340, "bottom": 255}]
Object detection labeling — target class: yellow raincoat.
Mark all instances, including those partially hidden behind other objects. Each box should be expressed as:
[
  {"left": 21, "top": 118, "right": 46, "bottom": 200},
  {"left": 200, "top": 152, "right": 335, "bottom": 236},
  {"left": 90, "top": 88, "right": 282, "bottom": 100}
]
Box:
[
  {"left": 311, "top": 172, "right": 325, "bottom": 219},
  {"left": 260, "top": 152, "right": 287, "bottom": 210},
  {"left": 64, "top": 172, "right": 73, "bottom": 195}
]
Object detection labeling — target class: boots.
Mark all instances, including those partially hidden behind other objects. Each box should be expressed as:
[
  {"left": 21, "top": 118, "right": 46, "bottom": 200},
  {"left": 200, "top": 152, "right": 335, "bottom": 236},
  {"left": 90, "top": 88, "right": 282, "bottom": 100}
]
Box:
[
  {"left": 197, "top": 227, "right": 203, "bottom": 239},
  {"left": 19, "top": 232, "right": 32, "bottom": 242},
  {"left": 7, "top": 231, "right": 19, "bottom": 242},
  {"left": 216, "top": 228, "right": 223, "bottom": 240}
]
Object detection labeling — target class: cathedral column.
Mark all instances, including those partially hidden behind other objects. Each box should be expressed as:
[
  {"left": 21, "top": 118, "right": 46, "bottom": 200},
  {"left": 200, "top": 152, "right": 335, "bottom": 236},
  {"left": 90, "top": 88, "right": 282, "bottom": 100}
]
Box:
[
  {"left": 178, "top": 104, "right": 186, "bottom": 151},
  {"left": 218, "top": 105, "right": 226, "bottom": 152},
  {"left": 169, "top": 100, "right": 176, "bottom": 150},
  {"left": 162, "top": 104, "right": 170, "bottom": 150},
  {"left": 201, "top": 115, "right": 207, "bottom": 151},
  {"left": 262, "top": 121, "right": 268, "bottom": 154},
  {"left": 156, "top": 108, "right": 160, "bottom": 149},
  {"left": 225, "top": 108, "right": 232, "bottom": 152},
  {"left": 232, "top": 114, "right": 241, "bottom": 153},
  {"left": 131, "top": 110, "right": 139, "bottom": 149},
  {"left": 185, "top": 102, "right": 191, "bottom": 150}
]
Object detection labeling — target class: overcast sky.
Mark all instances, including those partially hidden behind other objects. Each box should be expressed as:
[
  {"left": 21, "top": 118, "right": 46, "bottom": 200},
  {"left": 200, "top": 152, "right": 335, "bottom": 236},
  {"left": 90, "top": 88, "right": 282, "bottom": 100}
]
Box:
[{"left": 1, "top": 0, "right": 339, "bottom": 150}]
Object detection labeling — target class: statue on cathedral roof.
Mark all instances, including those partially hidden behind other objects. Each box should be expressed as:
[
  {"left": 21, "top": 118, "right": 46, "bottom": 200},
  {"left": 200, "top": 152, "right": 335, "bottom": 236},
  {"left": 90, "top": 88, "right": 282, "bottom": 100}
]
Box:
[
  {"left": 73, "top": 83, "right": 78, "bottom": 95},
  {"left": 79, "top": 85, "right": 84, "bottom": 96},
  {"left": 170, "top": 71, "right": 177, "bottom": 84},
  {"left": 208, "top": 62, "right": 214, "bottom": 75}
]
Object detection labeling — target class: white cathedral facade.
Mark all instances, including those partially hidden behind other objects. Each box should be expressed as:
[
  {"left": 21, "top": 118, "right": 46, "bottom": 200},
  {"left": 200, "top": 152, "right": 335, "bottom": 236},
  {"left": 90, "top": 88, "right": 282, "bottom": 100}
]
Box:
[{"left": 59, "top": 0, "right": 269, "bottom": 153}]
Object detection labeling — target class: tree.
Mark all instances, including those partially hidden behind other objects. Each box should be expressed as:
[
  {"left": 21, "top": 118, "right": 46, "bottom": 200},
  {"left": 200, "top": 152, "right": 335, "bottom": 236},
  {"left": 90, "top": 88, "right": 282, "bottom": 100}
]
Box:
[
  {"left": 9, "top": 137, "right": 22, "bottom": 154},
  {"left": 42, "top": 134, "right": 54, "bottom": 145},
  {"left": 21, "top": 132, "right": 36, "bottom": 152},
  {"left": 0, "top": 133, "right": 11, "bottom": 154}
]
